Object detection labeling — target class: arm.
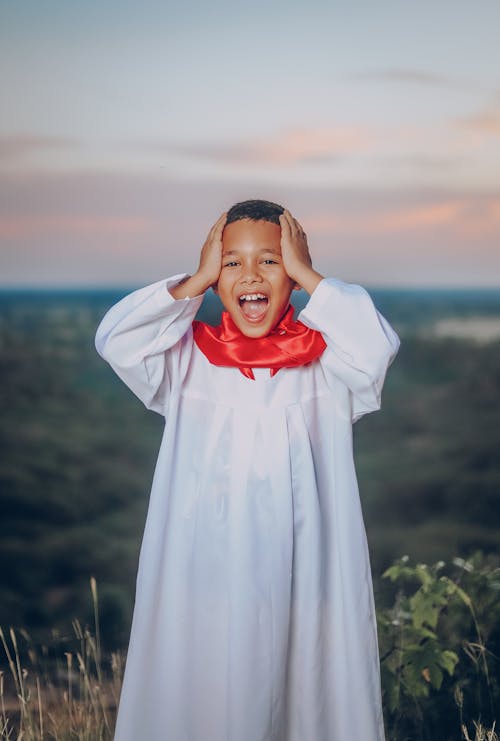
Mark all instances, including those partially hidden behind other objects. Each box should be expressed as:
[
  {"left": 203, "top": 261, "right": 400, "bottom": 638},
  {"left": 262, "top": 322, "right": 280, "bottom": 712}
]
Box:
[
  {"left": 298, "top": 277, "right": 400, "bottom": 423},
  {"left": 94, "top": 274, "right": 204, "bottom": 414},
  {"left": 279, "top": 209, "right": 401, "bottom": 423},
  {"left": 95, "top": 212, "right": 227, "bottom": 415}
]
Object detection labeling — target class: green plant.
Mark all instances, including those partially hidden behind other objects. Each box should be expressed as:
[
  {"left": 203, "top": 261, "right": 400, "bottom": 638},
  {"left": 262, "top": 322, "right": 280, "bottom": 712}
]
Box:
[{"left": 379, "top": 553, "right": 499, "bottom": 741}]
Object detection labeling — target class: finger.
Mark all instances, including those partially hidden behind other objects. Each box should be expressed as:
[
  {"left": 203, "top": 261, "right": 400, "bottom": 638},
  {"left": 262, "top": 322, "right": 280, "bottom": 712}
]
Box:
[
  {"left": 294, "top": 217, "right": 305, "bottom": 233},
  {"left": 284, "top": 209, "right": 299, "bottom": 225},
  {"left": 281, "top": 209, "right": 295, "bottom": 225},
  {"left": 211, "top": 215, "right": 225, "bottom": 232},
  {"left": 214, "top": 213, "right": 227, "bottom": 234},
  {"left": 206, "top": 223, "right": 218, "bottom": 239},
  {"left": 207, "top": 213, "right": 227, "bottom": 240},
  {"left": 284, "top": 209, "right": 302, "bottom": 233},
  {"left": 279, "top": 212, "right": 292, "bottom": 236}
]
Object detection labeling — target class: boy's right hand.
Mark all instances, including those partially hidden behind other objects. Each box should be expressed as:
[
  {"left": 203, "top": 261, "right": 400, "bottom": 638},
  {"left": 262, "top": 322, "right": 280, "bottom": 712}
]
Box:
[
  {"left": 197, "top": 211, "right": 227, "bottom": 287},
  {"left": 170, "top": 212, "right": 227, "bottom": 299}
]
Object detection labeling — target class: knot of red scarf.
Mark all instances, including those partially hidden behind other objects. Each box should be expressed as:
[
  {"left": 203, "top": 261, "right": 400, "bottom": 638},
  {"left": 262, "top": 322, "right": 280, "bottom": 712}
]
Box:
[{"left": 192, "top": 305, "right": 326, "bottom": 380}]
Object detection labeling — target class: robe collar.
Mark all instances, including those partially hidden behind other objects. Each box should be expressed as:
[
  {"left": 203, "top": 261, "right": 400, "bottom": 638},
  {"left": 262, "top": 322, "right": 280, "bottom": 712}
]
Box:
[{"left": 192, "top": 304, "right": 326, "bottom": 380}]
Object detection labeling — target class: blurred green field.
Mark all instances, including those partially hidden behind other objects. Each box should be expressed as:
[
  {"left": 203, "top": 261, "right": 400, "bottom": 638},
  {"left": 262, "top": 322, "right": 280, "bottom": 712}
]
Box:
[{"left": 0, "top": 287, "right": 499, "bottom": 650}]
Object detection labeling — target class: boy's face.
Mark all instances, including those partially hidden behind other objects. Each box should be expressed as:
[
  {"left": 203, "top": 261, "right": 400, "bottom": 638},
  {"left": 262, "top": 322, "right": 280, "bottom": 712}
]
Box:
[{"left": 215, "top": 218, "right": 298, "bottom": 338}]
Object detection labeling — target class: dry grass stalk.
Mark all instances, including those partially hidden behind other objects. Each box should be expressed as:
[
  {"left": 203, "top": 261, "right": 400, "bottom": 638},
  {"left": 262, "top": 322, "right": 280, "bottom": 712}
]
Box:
[
  {"left": 0, "top": 579, "right": 124, "bottom": 741},
  {"left": 462, "top": 721, "right": 498, "bottom": 741}
]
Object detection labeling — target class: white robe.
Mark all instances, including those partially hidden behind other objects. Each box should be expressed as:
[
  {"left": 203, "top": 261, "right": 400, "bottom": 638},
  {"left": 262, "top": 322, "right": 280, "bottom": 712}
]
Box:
[{"left": 95, "top": 275, "right": 400, "bottom": 741}]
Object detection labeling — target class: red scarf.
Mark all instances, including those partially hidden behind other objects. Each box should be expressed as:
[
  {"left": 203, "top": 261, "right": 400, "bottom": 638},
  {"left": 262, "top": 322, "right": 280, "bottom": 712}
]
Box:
[{"left": 192, "top": 305, "right": 326, "bottom": 380}]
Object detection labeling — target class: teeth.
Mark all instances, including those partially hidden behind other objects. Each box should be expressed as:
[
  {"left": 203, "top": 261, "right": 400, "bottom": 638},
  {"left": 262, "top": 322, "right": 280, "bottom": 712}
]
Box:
[{"left": 239, "top": 293, "right": 267, "bottom": 301}]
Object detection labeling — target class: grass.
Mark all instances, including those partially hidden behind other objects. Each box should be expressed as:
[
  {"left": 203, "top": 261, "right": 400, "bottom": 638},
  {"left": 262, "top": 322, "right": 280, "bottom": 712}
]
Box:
[
  {"left": 0, "top": 578, "right": 123, "bottom": 740},
  {"left": 462, "top": 722, "right": 498, "bottom": 741}
]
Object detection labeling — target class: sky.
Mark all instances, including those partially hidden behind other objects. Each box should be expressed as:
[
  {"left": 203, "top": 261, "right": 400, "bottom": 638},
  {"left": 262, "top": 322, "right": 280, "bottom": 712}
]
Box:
[{"left": 1, "top": 0, "right": 499, "bottom": 288}]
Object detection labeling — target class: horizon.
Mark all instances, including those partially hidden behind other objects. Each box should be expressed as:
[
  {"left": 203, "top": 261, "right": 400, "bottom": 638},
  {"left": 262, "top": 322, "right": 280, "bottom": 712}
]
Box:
[{"left": 2, "top": 283, "right": 500, "bottom": 294}]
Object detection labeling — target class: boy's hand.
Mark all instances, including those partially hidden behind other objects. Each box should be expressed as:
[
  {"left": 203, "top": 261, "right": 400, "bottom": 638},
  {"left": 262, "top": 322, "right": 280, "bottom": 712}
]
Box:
[
  {"left": 170, "top": 212, "right": 227, "bottom": 299},
  {"left": 279, "top": 209, "right": 324, "bottom": 295},
  {"left": 197, "top": 212, "right": 227, "bottom": 287}
]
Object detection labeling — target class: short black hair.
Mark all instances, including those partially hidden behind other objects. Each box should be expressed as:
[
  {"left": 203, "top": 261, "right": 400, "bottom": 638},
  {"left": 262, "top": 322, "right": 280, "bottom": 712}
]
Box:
[{"left": 226, "top": 199, "right": 284, "bottom": 226}]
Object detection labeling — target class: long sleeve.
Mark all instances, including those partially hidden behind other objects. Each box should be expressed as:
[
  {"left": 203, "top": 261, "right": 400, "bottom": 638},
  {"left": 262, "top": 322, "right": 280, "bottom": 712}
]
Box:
[
  {"left": 298, "top": 277, "right": 400, "bottom": 423},
  {"left": 94, "top": 274, "right": 204, "bottom": 415}
]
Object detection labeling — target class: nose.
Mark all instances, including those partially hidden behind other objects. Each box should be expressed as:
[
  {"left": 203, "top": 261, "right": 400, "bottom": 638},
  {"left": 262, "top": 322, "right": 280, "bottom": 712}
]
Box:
[{"left": 240, "top": 261, "right": 263, "bottom": 284}]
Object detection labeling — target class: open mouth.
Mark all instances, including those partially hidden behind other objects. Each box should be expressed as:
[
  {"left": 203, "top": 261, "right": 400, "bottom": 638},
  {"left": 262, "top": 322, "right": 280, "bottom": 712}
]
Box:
[{"left": 238, "top": 292, "right": 269, "bottom": 322}]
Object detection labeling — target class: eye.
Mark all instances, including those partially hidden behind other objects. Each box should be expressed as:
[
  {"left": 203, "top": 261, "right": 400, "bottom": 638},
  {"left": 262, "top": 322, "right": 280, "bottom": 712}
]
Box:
[
  {"left": 263, "top": 259, "right": 278, "bottom": 265},
  {"left": 223, "top": 261, "right": 239, "bottom": 268}
]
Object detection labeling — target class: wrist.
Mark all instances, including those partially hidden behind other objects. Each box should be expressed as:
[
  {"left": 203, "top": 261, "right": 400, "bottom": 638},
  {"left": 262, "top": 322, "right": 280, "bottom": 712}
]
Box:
[
  {"left": 192, "top": 269, "right": 218, "bottom": 293},
  {"left": 170, "top": 272, "right": 213, "bottom": 300},
  {"left": 291, "top": 265, "right": 324, "bottom": 295}
]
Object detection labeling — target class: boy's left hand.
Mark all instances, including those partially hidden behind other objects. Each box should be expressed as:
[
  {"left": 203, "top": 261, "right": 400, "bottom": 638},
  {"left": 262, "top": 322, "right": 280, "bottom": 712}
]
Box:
[{"left": 279, "top": 209, "right": 324, "bottom": 295}]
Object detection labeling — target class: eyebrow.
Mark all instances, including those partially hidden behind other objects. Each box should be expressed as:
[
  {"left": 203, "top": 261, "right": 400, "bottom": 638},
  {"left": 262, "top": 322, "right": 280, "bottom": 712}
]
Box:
[{"left": 222, "top": 247, "right": 281, "bottom": 256}]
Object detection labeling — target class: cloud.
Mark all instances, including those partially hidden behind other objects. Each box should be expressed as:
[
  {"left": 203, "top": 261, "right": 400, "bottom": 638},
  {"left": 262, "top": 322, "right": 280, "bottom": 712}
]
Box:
[
  {"left": 253, "top": 127, "right": 372, "bottom": 165},
  {"left": 0, "top": 135, "right": 79, "bottom": 161},
  {"left": 137, "top": 117, "right": 498, "bottom": 192},
  {"left": 456, "top": 109, "right": 500, "bottom": 136},
  {"left": 350, "top": 68, "right": 473, "bottom": 90},
  {"left": 368, "top": 202, "right": 463, "bottom": 232},
  {"left": 145, "top": 126, "right": 373, "bottom": 167},
  {"left": 382, "top": 153, "right": 464, "bottom": 173},
  {"left": 303, "top": 196, "right": 500, "bottom": 239},
  {"left": 303, "top": 202, "right": 460, "bottom": 235},
  {"left": 1, "top": 169, "right": 499, "bottom": 287},
  {"left": 0, "top": 214, "right": 153, "bottom": 240},
  {"left": 452, "top": 196, "right": 500, "bottom": 238}
]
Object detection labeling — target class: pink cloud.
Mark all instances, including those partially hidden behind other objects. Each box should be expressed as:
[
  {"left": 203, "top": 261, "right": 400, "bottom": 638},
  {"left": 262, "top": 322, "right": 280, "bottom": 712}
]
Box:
[
  {"left": 303, "top": 198, "right": 500, "bottom": 239},
  {"left": 249, "top": 127, "right": 372, "bottom": 165},
  {"left": 457, "top": 109, "right": 500, "bottom": 136},
  {"left": 0, "top": 214, "right": 154, "bottom": 240},
  {"left": 451, "top": 197, "right": 500, "bottom": 239},
  {"left": 149, "top": 126, "right": 373, "bottom": 167},
  {"left": 1, "top": 169, "right": 499, "bottom": 287}
]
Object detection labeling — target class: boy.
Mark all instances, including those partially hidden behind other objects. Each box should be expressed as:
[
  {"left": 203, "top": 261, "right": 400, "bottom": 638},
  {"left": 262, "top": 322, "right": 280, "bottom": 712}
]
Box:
[{"left": 95, "top": 200, "right": 400, "bottom": 741}]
